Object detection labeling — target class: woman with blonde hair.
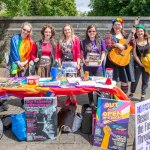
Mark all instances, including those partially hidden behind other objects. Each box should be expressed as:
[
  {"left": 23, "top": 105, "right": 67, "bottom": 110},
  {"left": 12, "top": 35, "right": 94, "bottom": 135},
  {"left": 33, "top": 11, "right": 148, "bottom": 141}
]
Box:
[
  {"left": 9, "top": 22, "right": 36, "bottom": 77},
  {"left": 55, "top": 24, "right": 81, "bottom": 106}
]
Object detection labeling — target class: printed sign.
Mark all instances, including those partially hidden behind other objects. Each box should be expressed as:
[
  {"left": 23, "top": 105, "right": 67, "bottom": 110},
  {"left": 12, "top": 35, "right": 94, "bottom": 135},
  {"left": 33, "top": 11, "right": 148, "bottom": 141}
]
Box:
[
  {"left": 62, "top": 61, "right": 77, "bottom": 77},
  {"left": 24, "top": 97, "right": 57, "bottom": 141},
  {"left": 93, "top": 98, "right": 130, "bottom": 150},
  {"left": 135, "top": 99, "right": 150, "bottom": 150}
]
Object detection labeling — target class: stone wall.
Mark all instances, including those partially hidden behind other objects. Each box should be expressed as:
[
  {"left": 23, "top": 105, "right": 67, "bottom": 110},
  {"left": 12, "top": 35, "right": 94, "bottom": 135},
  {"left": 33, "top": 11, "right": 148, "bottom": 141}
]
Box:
[{"left": 0, "top": 16, "right": 150, "bottom": 59}]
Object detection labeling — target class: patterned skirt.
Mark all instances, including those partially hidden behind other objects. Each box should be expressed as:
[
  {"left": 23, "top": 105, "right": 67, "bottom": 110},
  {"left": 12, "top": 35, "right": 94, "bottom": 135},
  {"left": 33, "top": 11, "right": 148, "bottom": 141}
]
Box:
[{"left": 36, "top": 57, "right": 51, "bottom": 77}]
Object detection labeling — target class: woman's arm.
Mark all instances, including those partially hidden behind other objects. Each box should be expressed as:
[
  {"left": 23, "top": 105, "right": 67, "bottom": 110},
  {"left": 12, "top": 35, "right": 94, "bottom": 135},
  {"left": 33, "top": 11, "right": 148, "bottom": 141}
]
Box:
[
  {"left": 55, "top": 43, "right": 62, "bottom": 65},
  {"left": 132, "top": 43, "right": 144, "bottom": 67}
]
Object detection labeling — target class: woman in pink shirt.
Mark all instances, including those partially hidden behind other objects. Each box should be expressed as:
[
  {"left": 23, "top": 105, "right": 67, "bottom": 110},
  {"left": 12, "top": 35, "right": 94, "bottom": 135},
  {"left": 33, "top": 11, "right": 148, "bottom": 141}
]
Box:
[
  {"left": 31, "top": 24, "right": 57, "bottom": 77},
  {"left": 55, "top": 24, "right": 81, "bottom": 106}
]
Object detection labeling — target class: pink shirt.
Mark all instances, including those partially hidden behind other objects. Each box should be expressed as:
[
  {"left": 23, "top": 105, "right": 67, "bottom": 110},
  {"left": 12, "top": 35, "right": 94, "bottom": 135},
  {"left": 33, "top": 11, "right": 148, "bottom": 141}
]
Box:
[{"left": 42, "top": 42, "right": 51, "bottom": 57}]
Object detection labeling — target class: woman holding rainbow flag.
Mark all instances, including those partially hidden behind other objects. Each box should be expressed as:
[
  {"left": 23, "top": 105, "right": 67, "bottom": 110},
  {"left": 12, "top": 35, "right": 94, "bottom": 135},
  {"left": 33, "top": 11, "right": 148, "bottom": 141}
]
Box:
[{"left": 9, "top": 22, "right": 36, "bottom": 77}]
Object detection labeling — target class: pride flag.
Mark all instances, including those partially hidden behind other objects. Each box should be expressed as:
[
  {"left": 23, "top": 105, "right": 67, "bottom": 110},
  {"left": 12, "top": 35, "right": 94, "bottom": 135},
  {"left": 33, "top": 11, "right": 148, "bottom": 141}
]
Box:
[{"left": 10, "top": 34, "right": 35, "bottom": 75}]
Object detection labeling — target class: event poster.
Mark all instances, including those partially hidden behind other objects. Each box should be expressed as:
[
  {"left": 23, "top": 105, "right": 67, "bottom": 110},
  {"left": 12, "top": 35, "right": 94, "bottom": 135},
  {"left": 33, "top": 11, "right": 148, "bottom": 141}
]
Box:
[
  {"left": 135, "top": 99, "right": 150, "bottom": 150},
  {"left": 24, "top": 97, "right": 57, "bottom": 141},
  {"left": 93, "top": 98, "right": 130, "bottom": 150}
]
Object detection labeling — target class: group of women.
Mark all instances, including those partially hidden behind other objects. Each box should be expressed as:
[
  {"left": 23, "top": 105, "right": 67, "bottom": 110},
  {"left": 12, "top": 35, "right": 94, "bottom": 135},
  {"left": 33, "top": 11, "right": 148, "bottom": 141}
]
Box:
[{"left": 9, "top": 17, "right": 150, "bottom": 106}]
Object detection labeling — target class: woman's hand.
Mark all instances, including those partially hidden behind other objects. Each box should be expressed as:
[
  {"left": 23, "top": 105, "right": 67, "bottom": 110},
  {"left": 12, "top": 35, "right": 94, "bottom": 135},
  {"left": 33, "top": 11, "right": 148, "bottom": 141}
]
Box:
[
  {"left": 34, "top": 58, "right": 39, "bottom": 63},
  {"left": 131, "top": 28, "right": 136, "bottom": 35},
  {"left": 17, "top": 61, "right": 24, "bottom": 69},
  {"left": 77, "top": 64, "right": 80, "bottom": 70},
  {"left": 140, "top": 63, "right": 144, "bottom": 67},
  {"left": 115, "top": 43, "right": 125, "bottom": 50}
]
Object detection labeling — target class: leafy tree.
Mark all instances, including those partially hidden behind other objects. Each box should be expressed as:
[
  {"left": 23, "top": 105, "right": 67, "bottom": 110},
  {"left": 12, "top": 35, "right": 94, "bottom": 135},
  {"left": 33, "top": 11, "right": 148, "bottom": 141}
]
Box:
[
  {"left": 0, "top": 0, "right": 78, "bottom": 16},
  {"left": 88, "top": 0, "right": 150, "bottom": 16}
]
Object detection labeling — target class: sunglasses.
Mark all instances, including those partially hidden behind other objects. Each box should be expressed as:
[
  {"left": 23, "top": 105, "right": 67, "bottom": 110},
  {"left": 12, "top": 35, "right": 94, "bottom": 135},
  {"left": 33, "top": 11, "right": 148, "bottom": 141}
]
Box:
[
  {"left": 88, "top": 30, "right": 96, "bottom": 33},
  {"left": 22, "top": 28, "right": 31, "bottom": 33}
]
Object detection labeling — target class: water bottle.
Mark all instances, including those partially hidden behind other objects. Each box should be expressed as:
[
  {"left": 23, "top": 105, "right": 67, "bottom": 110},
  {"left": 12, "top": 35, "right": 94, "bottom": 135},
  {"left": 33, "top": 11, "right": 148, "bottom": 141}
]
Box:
[{"left": 57, "top": 63, "right": 62, "bottom": 78}]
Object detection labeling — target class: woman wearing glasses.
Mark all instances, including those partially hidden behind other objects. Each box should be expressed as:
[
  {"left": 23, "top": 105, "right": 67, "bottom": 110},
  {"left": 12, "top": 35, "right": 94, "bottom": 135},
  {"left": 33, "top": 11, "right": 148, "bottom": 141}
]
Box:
[
  {"left": 9, "top": 22, "right": 36, "bottom": 77},
  {"left": 31, "top": 24, "right": 57, "bottom": 77},
  {"left": 81, "top": 25, "right": 106, "bottom": 106},
  {"left": 105, "top": 18, "right": 135, "bottom": 94}
]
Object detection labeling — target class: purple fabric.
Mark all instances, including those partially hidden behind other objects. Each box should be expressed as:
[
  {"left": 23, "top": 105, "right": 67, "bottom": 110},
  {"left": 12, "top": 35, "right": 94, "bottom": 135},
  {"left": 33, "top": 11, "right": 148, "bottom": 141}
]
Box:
[{"left": 83, "top": 39, "right": 106, "bottom": 71}]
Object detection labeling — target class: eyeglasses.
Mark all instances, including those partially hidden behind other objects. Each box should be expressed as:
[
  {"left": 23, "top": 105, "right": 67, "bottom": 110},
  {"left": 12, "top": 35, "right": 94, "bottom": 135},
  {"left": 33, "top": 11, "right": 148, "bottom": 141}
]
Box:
[
  {"left": 88, "top": 30, "right": 96, "bottom": 33},
  {"left": 22, "top": 28, "right": 31, "bottom": 33}
]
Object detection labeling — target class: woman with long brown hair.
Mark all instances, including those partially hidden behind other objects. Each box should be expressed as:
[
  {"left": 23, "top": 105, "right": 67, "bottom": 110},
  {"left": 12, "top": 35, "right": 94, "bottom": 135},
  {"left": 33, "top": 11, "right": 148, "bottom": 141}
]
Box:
[
  {"left": 129, "top": 24, "right": 150, "bottom": 101},
  {"left": 105, "top": 17, "right": 135, "bottom": 94},
  {"left": 31, "top": 24, "right": 57, "bottom": 77},
  {"left": 81, "top": 24, "right": 106, "bottom": 106}
]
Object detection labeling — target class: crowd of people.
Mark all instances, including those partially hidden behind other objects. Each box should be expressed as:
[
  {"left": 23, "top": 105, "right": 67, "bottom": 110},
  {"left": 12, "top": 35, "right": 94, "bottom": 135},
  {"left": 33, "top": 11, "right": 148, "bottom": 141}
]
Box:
[{"left": 9, "top": 17, "right": 150, "bottom": 106}]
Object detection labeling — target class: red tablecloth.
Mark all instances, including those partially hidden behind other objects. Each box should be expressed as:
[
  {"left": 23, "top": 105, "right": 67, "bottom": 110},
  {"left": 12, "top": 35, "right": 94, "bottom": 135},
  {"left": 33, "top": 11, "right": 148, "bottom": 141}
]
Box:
[{"left": 0, "top": 85, "right": 135, "bottom": 114}]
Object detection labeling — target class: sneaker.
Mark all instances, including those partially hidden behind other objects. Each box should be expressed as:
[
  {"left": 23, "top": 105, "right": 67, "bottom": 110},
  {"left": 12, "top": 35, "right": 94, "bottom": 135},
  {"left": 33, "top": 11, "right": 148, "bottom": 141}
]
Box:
[
  {"left": 140, "top": 96, "right": 145, "bottom": 102},
  {"left": 128, "top": 93, "right": 134, "bottom": 99}
]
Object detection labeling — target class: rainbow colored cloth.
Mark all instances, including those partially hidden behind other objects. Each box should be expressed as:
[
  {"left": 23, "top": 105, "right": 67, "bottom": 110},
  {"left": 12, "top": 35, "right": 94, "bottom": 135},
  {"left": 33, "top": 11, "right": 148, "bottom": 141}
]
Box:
[{"left": 9, "top": 34, "right": 35, "bottom": 75}]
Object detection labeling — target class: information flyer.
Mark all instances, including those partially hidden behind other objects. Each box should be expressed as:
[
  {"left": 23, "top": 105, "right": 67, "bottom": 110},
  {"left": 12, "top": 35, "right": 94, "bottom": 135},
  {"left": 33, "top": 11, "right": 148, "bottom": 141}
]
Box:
[
  {"left": 24, "top": 97, "right": 57, "bottom": 141},
  {"left": 93, "top": 98, "right": 130, "bottom": 150},
  {"left": 135, "top": 99, "right": 150, "bottom": 150}
]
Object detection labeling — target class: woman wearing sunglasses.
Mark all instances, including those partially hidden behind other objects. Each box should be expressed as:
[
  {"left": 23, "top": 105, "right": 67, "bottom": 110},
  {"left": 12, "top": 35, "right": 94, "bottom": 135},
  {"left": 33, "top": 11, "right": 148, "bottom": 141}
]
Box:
[
  {"left": 81, "top": 25, "right": 106, "bottom": 106},
  {"left": 105, "top": 18, "right": 136, "bottom": 95},
  {"left": 9, "top": 22, "right": 36, "bottom": 77}
]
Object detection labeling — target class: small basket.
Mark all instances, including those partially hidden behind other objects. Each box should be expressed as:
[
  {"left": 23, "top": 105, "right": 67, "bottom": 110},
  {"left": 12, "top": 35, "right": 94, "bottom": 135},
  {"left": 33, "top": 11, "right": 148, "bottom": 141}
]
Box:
[{"left": 26, "top": 76, "right": 40, "bottom": 85}]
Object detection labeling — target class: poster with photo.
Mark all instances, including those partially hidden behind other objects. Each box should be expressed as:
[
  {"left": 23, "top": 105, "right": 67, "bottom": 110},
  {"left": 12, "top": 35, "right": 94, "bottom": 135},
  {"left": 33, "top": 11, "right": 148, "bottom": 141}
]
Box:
[
  {"left": 86, "top": 52, "right": 101, "bottom": 67},
  {"left": 62, "top": 61, "right": 77, "bottom": 77},
  {"left": 93, "top": 98, "right": 130, "bottom": 150},
  {"left": 135, "top": 99, "right": 150, "bottom": 150},
  {"left": 24, "top": 97, "right": 57, "bottom": 141}
]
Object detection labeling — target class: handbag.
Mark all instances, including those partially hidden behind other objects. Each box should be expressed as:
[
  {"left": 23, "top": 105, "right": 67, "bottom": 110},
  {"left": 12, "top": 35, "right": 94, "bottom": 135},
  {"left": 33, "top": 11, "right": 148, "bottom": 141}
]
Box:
[
  {"left": 63, "top": 52, "right": 73, "bottom": 61},
  {"left": 141, "top": 53, "right": 150, "bottom": 74},
  {"left": 11, "top": 112, "right": 26, "bottom": 141}
]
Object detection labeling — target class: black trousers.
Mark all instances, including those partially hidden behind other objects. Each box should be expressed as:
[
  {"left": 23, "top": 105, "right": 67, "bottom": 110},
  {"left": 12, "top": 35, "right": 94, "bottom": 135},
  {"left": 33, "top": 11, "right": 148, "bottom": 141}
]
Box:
[{"left": 131, "top": 62, "right": 150, "bottom": 95}]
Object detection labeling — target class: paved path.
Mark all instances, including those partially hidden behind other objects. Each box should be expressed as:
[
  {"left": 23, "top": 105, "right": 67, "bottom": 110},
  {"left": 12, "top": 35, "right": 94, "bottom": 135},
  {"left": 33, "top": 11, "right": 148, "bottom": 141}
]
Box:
[{"left": 0, "top": 67, "right": 150, "bottom": 150}]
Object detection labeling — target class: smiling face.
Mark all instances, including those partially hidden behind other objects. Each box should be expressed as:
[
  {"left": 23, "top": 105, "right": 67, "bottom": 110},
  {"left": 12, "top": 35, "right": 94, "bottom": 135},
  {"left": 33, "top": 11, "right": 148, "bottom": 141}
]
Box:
[
  {"left": 113, "top": 21, "right": 123, "bottom": 33},
  {"left": 21, "top": 25, "right": 31, "bottom": 39},
  {"left": 63, "top": 25, "right": 72, "bottom": 38},
  {"left": 136, "top": 28, "right": 145, "bottom": 39},
  {"left": 44, "top": 27, "right": 52, "bottom": 41},
  {"left": 87, "top": 27, "right": 97, "bottom": 39}
]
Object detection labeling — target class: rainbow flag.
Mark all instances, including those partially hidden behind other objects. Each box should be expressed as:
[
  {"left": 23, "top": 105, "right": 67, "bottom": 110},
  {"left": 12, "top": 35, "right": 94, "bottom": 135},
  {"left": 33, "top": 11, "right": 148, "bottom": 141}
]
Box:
[{"left": 10, "top": 34, "right": 35, "bottom": 75}]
